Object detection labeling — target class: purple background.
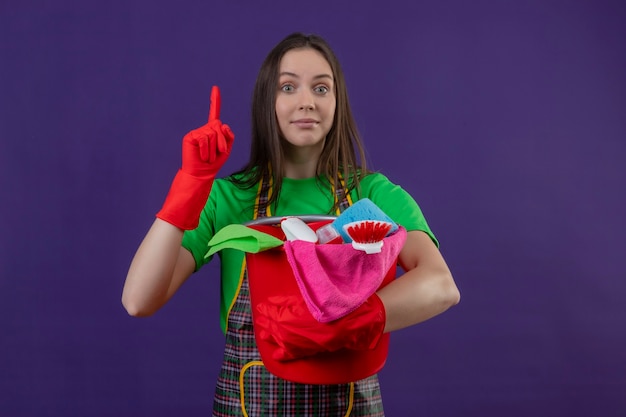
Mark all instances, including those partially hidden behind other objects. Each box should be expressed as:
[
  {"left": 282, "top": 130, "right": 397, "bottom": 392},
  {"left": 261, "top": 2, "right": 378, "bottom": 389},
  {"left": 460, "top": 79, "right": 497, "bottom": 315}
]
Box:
[{"left": 2, "top": 1, "right": 625, "bottom": 416}]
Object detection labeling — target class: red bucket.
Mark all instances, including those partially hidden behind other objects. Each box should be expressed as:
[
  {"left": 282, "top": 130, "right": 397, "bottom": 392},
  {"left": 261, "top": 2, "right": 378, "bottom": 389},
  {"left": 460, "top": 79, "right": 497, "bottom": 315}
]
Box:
[{"left": 245, "top": 216, "right": 396, "bottom": 385}]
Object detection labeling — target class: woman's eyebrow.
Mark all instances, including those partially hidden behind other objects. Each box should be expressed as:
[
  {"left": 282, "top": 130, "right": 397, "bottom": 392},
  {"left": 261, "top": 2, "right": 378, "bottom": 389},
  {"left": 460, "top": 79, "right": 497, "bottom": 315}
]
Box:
[{"left": 279, "top": 71, "right": 333, "bottom": 81}]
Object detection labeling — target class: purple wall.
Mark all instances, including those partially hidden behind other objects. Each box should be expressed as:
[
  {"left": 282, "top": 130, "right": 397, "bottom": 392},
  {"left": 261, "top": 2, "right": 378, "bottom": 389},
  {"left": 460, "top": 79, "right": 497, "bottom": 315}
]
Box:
[{"left": 2, "top": 1, "right": 625, "bottom": 416}]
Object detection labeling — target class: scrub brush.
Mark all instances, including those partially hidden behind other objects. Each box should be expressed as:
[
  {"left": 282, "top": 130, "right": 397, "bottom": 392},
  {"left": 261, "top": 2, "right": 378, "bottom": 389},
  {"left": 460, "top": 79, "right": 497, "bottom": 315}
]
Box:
[{"left": 342, "top": 220, "right": 393, "bottom": 254}]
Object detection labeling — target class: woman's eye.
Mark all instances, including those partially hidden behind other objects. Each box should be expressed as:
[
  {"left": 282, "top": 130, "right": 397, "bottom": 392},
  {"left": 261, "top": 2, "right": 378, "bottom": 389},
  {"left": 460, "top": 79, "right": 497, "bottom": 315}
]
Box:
[
  {"left": 281, "top": 84, "right": 294, "bottom": 92},
  {"left": 314, "top": 85, "right": 329, "bottom": 94}
]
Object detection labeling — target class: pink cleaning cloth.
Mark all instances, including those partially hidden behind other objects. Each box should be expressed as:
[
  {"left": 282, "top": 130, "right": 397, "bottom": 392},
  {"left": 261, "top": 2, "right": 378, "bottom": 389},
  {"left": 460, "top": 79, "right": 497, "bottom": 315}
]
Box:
[{"left": 283, "top": 226, "right": 407, "bottom": 323}]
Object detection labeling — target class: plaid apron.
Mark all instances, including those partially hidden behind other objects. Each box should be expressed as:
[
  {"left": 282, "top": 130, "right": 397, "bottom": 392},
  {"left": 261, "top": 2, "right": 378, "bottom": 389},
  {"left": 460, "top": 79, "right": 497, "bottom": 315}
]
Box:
[{"left": 211, "top": 174, "right": 385, "bottom": 416}]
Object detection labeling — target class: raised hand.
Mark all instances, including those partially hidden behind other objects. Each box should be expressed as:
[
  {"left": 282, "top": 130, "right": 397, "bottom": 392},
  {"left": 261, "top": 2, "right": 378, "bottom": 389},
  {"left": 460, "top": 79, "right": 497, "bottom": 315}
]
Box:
[
  {"left": 157, "top": 86, "right": 235, "bottom": 230},
  {"left": 182, "top": 86, "right": 234, "bottom": 173}
]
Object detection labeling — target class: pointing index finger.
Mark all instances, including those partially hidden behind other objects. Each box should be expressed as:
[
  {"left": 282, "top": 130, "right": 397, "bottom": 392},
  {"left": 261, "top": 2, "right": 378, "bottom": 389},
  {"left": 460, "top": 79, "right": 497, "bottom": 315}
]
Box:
[{"left": 208, "top": 85, "right": 221, "bottom": 122}]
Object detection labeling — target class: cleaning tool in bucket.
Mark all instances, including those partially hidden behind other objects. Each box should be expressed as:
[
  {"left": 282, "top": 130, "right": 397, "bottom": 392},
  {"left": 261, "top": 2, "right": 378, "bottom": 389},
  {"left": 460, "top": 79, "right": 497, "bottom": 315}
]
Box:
[
  {"left": 280, "top": 217, "right": 318, "bottom": 242},
  {"left": 343, "top": 220, "right": 393, "bottom": 254}
]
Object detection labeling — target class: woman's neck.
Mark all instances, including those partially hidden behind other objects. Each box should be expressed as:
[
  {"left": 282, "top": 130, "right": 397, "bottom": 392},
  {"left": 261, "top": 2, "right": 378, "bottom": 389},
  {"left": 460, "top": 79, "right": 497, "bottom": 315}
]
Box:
[
  {"left": 283, "top": 158, "right": 318, "bottom": 179},
  {"left": 282, "top": 142, "right": 324, "bottom": 179}
]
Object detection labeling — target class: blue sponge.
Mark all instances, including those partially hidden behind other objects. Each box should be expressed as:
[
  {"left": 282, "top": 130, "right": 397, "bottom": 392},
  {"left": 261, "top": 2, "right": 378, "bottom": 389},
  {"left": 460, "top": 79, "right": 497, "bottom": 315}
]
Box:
[{"left": 318, "top": 198, "right": 399, "bottom": 243}]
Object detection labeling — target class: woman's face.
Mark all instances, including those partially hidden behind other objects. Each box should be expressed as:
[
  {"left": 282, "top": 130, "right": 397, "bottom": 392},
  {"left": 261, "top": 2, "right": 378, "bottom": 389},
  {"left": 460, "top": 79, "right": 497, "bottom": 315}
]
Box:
[{"left": 275, "top": 48, "right": 336, "bottom": 153}]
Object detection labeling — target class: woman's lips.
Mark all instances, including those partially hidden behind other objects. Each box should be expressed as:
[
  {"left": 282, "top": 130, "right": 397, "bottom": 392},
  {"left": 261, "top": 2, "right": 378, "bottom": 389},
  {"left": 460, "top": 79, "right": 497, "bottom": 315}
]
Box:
[{"left": 292, "top": 119, "right": 319, "bottom": 128}]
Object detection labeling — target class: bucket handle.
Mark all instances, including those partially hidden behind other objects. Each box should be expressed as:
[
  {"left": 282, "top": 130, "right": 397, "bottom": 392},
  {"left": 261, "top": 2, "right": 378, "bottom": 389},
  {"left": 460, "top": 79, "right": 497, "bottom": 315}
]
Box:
[{"left": 245, "top": 215, "right": 336, "bottom": 226}]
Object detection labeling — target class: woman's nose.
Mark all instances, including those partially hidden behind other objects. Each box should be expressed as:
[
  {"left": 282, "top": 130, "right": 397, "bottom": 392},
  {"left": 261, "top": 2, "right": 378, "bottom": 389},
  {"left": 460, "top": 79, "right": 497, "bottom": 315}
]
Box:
[{"left": 298, "top": 90, "right": 315, "bottom": 110}]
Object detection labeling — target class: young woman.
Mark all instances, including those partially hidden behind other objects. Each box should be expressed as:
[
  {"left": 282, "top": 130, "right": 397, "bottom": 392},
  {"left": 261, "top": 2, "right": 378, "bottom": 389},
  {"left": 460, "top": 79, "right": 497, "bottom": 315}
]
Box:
[{"left": 122, "top": 32, "right": 460, "bottom": 416}]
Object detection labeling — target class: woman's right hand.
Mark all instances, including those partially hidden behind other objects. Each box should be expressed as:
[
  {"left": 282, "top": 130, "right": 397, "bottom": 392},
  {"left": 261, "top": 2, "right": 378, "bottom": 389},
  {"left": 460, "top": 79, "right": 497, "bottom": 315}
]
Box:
[
  {"left": 181, "top": 85, "right": 235, "bottom": 179},
  {"left": 157, "top": 86, "right": 235, "bottom": 230}
]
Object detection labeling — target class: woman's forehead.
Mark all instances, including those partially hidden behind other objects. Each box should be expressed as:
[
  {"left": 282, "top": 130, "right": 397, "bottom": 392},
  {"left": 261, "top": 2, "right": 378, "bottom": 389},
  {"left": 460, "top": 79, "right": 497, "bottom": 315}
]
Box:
[{"left": 279, "top": 48, "right": 333, "bottom": 77}]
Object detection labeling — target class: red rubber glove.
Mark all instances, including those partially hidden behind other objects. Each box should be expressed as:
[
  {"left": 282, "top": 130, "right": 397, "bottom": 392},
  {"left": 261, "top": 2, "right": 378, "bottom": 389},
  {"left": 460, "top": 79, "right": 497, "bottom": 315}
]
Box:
[
  {"left": 255, "top": 294, "right": 386, "bottom": 361},
  {"left": 156, "top": 86, "right": 234, "bottom": 230}
]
